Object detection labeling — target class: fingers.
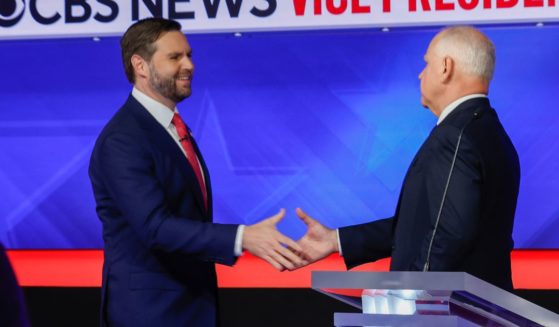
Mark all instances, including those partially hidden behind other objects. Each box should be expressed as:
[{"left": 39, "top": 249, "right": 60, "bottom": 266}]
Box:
[
  {"left": 270, "top": 250, "right": 296, "bottom": 271},
  {"left": 261, "top": 247, "right": 302, "bottom": 271},
  {"left": 266, "top": 208, "right": 286, "bottom": 225},
  {"left": 248, "top": 208, "right": 319, "bottom": 270},
  {"left": 296, "top": 207, "right": 315, "bottom": 226},
  {"left": 262, "top": 255, "right": 285, "bottom": 271},
  {"left": 278, "top": 234, "right": 303, "bottom": 254},
  {"left": 275, "top": 245, "right": 305, "bottom": 269},
  {"left": 266, "top": 231, "right": 306, "bottom": 269},
  {"left": 258, "top": 234, "right": 308, "bottom": 271}
]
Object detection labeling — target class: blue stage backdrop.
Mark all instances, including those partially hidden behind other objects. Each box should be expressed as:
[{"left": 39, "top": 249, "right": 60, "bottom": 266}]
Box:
[{"left": 1, "top": 25, "right": 558, "bottom": 249}]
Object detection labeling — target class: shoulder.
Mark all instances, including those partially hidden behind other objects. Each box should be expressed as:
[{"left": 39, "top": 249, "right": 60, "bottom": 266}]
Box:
[
  {"left": 97, "top": 96, "right": 151, "bottom": 140},
  {"left": 434, "top": 97, "right": 502, "bottom": 149},
  {"left": 420, "top": 120, "right": 481, "bottom": 171},
  {"left": 92, "top": 97, "right": 152, "bottom": 161}
]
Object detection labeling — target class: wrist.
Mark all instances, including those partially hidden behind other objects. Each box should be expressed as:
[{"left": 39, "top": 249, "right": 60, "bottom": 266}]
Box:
[
  {"left": 329, "top": 229, "right": 339, "bottom": 253},
  {"left": 241, "top": 225, "right": 252, "bottom": 250}
]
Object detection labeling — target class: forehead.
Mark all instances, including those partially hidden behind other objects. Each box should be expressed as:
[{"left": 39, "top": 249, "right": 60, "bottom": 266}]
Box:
[
  {"left": 153, "top": 30, "right": 190, "bottom": 53},
  {"left": 425, "top": 35, "right": 442, "bottom": 58}
]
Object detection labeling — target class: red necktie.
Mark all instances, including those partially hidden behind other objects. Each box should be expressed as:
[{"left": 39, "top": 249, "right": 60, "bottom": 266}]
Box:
[{"left": 172, "top": 113, "right": 208, "bottom": 210}]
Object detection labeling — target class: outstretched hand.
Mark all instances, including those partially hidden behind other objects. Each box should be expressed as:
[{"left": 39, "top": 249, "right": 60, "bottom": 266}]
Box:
[
  {"left": 243, "top": 209, "right": 307, "bottom": 271},
  {"left": 296, "top": 208, "right": 338, "bottom": 265}
]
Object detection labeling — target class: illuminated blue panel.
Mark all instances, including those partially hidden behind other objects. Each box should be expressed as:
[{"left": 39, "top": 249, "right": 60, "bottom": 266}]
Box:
[{"left": 0, "top": 26, "right": 558, "bottom": 249}]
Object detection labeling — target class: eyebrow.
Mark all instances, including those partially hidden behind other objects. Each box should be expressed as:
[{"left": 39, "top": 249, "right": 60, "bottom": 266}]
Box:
[
  {"left": 167, "top": 51, "right": 183, "bottom": 57},
  {"left": 167, "top": 50, "right": 192, "bottom": 57}
]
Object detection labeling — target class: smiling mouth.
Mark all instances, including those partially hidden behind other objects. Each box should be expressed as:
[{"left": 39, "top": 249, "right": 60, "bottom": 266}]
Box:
[
  {"left": 177, "top": 71, "right": 192, "bottom": 80},
  {"left": 177, "top": 75, "right": 192, "bottom": 87}
]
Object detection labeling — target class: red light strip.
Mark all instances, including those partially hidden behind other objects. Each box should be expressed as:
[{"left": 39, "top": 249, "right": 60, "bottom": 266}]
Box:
[
  {"left": 7, "top": 250, "right": 103, "bottom": 287},
  {"left": 6, "top": 250, "right": 559, "bottom": 289}
]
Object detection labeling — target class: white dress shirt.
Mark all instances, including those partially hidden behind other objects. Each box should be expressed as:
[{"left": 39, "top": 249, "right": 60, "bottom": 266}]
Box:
[
  {"left": 132, "top": 88, "right": 244, "bottom": 256},
  {"left": 437, "top": 94, "right": 486, "bottom": 125}
]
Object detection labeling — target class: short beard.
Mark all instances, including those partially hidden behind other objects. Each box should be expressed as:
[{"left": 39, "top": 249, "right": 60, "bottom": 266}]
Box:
[{"left": 148, "top": 62, "right": 190, "bottom": 104}]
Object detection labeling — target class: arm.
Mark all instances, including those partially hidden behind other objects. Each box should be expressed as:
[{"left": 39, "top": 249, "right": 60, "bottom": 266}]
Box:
[
  {"left": 338, "top": 218, "right": 394, "bottom": 269},
  {"left": 93, "top": 131, "right": 239, "bottom": 265},
  {"left": 414, "top": 129, "right": 482, "bottom": 271},
  {"left": 93, "top": 132, "right": 304, "bottom": 270}
]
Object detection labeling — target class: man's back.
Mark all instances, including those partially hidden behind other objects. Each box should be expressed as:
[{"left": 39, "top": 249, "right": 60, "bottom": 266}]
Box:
[{"left": 391, "top": 97, "right": 520, "bottom": 289}]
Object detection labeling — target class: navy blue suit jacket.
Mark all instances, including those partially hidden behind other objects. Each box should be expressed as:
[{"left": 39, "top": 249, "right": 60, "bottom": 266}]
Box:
[
  {"left": 339, "top": 98, "right": 520, "bottom": 290},
  {"left": 89, "top": 95, "right": 239, "bottom": 327},
  {"left": 0, "top": 243, "right": 29, "bottom": 327}
]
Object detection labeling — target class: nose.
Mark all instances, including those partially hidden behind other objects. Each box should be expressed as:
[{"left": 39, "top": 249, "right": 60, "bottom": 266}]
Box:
[
  {"left": 418, "top": 68, "right": 424, "bottom": 80},
  {"left": 181, "top": 55, "right": 194, "bottom": 72}
]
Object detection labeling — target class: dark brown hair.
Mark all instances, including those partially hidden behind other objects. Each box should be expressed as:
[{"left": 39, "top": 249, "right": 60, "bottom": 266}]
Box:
[{"left": 120, "top": 18, "right": 182, "bottom": 83}]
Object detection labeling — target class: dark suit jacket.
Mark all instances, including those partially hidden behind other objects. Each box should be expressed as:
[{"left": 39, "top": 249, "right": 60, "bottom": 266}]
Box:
[
  {"left": 0, "top": 243, "right": 29, "bottom": 327},
  {"left": 339, "top": 97, "right": 520, "bottom": 290},
  {"left": 89, "top": 95, "right": 239, "bottom": 327}
]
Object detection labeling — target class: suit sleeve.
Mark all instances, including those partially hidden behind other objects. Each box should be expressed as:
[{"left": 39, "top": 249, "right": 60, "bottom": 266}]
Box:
[
  {"left": 338, "top": 218, "right": 394, "bottom": 269},
  {"left": 94, "top": 131, "right": 238, "bottom": 266},
  {"left": 413, "top": 127, "right": 482, "bottom": 271}
]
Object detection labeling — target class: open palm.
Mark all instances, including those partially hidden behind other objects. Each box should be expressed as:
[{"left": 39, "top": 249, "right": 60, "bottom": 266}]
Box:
[{"left": 296, "top": 208, "right": 338, "bottom": 264}]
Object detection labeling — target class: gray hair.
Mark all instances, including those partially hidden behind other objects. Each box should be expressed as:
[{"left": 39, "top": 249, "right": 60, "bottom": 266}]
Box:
[{"left": 434, "top": 26, "right": 496, "bottom": 81}]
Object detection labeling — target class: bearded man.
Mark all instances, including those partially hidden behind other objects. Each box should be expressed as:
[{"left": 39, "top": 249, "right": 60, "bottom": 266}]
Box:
[{"left": 89, "top": 18, "right": 304, "bottom": 327}]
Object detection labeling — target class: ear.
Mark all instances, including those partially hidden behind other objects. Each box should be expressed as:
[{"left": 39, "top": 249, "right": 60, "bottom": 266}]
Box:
[
  {"left": 131, "top": 54, "right": 149, "bottom": 81},
  {"left": 441, "top": 56, "right": 454, "bottom": 83}
]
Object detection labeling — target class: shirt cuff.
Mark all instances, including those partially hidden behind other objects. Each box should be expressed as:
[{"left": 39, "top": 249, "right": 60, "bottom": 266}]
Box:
[
  {"left": 336, "top": 228, "right": 343, "bottom": 256},
  {"left": 234, "top": 225, "right": 245, "bottom": 257}
]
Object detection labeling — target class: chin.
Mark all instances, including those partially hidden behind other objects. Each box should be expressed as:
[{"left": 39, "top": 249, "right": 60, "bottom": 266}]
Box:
[
  {"left": 177, "top": 88, "right": 192, "bottom": 99},
  {"left": 420, "top": 96, "right": 430, "bottom": 109}
]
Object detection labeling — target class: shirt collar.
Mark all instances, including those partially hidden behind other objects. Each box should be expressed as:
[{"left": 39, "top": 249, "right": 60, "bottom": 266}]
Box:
[
  {"left": 437, "top": 94, "right": 486, "bottom": 125},
  {"left": 131, "top": 87, "right": 178, "bottom": 128}
]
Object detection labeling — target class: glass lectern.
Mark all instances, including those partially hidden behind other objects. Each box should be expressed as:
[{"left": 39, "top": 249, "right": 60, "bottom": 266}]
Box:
[{"left": 311, "top": 271, "right": 559, "bottom": 327}]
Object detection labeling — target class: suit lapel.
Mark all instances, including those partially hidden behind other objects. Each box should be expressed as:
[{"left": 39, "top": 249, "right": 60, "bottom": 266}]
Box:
[{"left": 125, "top": 96, "right": 208, "bottom": 215}]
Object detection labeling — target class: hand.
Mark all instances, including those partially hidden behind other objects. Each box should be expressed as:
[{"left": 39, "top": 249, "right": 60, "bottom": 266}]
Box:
[
  {"left": 242, "top": 209, "right": 307, "bottom": 271},
  {"left": 296, "top": 208, "right": 338, "bottom": 265}
]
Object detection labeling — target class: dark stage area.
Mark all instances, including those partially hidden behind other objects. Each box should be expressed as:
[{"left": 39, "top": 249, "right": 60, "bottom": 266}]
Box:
[{"left": 22, "top": 287, "right": 558, "bottom": 327}]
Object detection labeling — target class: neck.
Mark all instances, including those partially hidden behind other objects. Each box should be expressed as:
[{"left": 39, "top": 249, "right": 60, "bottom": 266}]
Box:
[
  {"left": 432, "top": 81, "right": 488, "bottom": 117},
  {"left": 134, "top": 81, "right": 176, "bottom": 111}
]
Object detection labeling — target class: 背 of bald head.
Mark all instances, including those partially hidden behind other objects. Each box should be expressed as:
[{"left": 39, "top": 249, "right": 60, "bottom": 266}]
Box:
[{"left": 432, "top": 26, "right": 496, "bottom": 84}]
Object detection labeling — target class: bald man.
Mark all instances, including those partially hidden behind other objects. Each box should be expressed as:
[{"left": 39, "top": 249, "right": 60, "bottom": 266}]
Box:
[{"left": 296, "top": 26, "right": 520, "bottom": 290}]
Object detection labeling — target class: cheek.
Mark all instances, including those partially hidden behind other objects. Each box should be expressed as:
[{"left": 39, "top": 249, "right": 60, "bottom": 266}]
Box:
[
  {"left": 156, "top": 63, "right": 172, "bottom": 74},
  {"left": 420, "top": 72, "right": 427, "bottom": 91},
  {"left": 152, "top": 60, "right": 176, "bottom": 76},
  {"left": 421, "top": 70, "right": 433, "bottom": 89}
]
